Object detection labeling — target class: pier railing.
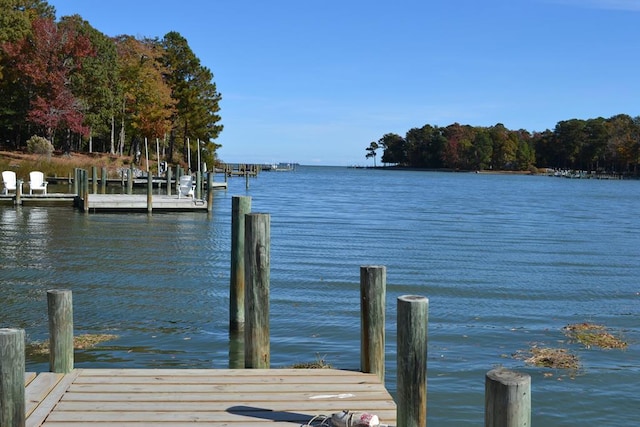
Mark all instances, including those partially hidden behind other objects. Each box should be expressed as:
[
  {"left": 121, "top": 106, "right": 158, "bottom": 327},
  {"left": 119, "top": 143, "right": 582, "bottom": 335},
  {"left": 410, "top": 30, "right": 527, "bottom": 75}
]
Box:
[{"left": 1, "top": 195, "right": 531, "bottom": 427}]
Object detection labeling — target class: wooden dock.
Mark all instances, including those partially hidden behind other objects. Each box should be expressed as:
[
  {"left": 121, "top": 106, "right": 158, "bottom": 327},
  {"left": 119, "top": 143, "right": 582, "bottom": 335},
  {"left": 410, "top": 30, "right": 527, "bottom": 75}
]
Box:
[
  {"left": 0, "top": 179, "right": 228, "bottom": 211},
  {"left": 25, "top": 368, "right": 396, "bottom": 427},
  {"left": 84, "top": 194, "right": 209, "bottom": 212},
  {"left": 0, "top": 193, "right": 76, "bottom": 206}
]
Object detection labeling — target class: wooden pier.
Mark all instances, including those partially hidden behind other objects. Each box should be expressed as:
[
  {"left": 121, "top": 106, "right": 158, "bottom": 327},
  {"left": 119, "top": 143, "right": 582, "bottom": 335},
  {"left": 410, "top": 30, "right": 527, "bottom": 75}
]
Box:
[
  {"left": 2, "top": 197, "right": 533, "bottom": 427},
  {"left": 0, "top": 172, "right": 228, "bottom": 212},
  {"left": 0, "top": 193, "right": 76, "bottom": 207},
  {"left": 24, "top": 368, "right": 395, "bottom": 426},
  {"left": 0, "top": 194, "right": 215, "bottom": 212},
  {"left": 84, "top": 194, "right": 209, "bottom": 212}
]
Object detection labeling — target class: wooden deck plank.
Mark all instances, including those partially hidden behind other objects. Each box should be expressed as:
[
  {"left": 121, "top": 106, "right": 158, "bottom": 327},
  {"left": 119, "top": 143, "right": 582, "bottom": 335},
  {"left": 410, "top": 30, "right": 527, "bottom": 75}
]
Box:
[
  {"left": 54, "top": 399, "right": 396, "bottom": 411},
  {"left": 77, "top": 368, "right": 368, "bottom": 376},
  {"left": 25, "top": 372, "right": 38, "bottom": 386},
  {"left": 27, "top": 370, "right": 80, "bottom": 427},
  {"left": 40, "top": 423, "right": 336, "bottom": 427},
  {"left": 24, "top": 369, "right": 396, "bottom": 427},
  {"left": 45, "top": 410, "right": 397, "bottom": 424},
  {"left": 71, "top": 373, "right": 381, "bottom": 384},
  {"left": 25, "top": 373, "right": 64, "bottom": 418},
  {"left": 66, "top": 382, "right": 385, "bottom": 393},
  {"left": 42, "top": 423, "right": 355, "bottom": 427},
  {"left": 38, "top": 424, "right": 340, "bottom": 427},
  {"left": 86, "top": 194, "right": 209, "bottom": 211},
  {"left": 60, "top": 391, "right": 392, "bottom": 402}
]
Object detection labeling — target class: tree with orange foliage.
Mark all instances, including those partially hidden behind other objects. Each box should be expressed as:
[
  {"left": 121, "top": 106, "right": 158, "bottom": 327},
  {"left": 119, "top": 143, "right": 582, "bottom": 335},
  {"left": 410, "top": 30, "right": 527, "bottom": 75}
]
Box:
[{"left": 114, "top": 35, "right": 176, "bottom": 162}]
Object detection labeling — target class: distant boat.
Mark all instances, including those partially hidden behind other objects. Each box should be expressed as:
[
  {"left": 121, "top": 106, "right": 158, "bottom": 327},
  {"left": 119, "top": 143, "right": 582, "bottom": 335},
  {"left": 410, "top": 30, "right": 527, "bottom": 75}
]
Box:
[
  {"left": 276, "top": 163, "right": 295, "bottom": 171},
  {"left": 264, "top": 163, "right": 295, "bottom": 172}
]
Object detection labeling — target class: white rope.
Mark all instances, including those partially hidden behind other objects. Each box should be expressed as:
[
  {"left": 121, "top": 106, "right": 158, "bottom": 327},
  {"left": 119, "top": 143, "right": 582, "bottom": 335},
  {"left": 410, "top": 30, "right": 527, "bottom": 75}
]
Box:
[{"left": 301, "top": 414, "right": 333, "bottom": 426}]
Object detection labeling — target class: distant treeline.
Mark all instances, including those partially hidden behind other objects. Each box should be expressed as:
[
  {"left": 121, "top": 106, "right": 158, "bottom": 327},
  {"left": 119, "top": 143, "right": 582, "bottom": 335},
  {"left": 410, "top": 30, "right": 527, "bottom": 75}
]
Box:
[
  {"left": 369, "top": 114, "right": 640, "bottom": 174},
  {"left": 0, "top": 0, "right": 222, "bottom": 167}
]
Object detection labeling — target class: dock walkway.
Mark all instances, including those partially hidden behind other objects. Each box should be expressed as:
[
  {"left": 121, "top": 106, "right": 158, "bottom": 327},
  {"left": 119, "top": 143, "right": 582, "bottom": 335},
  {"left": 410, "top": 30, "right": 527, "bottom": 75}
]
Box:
[
  {"left": 84, "top": 194, "right": 209, "bottom": 211},
  {"left": 25, "top": 368, "right": 396, "bottom": 426}
]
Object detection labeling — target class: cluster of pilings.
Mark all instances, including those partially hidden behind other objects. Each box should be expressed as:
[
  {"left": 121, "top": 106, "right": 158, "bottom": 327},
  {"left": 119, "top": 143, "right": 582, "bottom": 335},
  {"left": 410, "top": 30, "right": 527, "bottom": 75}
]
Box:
[{"left": 0, "top": 195, "right": 532, "bottom": 427}]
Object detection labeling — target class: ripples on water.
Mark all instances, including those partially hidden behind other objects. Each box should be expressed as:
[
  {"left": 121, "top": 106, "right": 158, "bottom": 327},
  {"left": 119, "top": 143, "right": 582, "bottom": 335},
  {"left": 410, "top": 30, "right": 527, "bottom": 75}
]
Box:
[{"left": 1, "top": 167, "right": 638, "bottom": 426}]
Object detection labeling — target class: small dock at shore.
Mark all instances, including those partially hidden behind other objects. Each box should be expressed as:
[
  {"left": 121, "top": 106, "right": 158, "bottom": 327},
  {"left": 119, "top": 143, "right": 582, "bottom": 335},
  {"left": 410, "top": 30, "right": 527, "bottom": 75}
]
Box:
[
  {"left": 0, "top": 167, "right": 228, "bottom": 212},
  {"left": 24, "top": 368, "right": 395, "bottom": 426},
  {"left": 84, "top": 194, "right": 211, "bottom": 212},
  {"left": 0, "top": 192, "right": 222, "bottom": 212}
]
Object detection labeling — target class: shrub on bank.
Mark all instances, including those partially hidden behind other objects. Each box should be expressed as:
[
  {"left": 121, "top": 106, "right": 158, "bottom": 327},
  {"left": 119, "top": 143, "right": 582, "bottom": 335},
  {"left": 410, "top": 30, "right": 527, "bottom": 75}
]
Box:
[{"left": 26, "top": 136, "right": 54, "bottom": 158}]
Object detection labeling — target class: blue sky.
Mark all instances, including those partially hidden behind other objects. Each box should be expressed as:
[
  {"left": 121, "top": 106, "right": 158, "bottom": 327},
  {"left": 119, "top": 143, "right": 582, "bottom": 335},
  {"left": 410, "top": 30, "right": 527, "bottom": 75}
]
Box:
[{"left": 52, "top": 0, "right": 640, "bottom": 166}]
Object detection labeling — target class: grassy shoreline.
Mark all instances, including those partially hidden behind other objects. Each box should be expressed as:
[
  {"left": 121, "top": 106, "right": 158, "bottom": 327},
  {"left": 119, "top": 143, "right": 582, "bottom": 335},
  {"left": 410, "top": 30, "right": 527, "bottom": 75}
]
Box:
[{"left": 1, "top": 150, "right": 134, "bottom": 180}]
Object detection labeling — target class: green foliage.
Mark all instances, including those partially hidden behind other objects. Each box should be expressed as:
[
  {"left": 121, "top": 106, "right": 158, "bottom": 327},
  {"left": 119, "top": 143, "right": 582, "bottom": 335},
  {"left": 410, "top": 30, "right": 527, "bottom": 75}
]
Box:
[
  {"left": 0, "top": 0, "right": 55, "bottom": 45},
  {"left": 60, "top": 14, "right": 121, "bottom": 153},
  {"left": 373, "top": 114, "right": 640, "bottom": 174},
  {"left": 365, "top": 141, "right": 378, "bottom": 166},
  {"left": 26, "top": 135, "right": 53, "bottom": 156},
  {"left": 161, "top": 31, "right": 223, "bottom": 163},
  {"left": 0, "top": 4, "right": 222, "bottom": 164}
]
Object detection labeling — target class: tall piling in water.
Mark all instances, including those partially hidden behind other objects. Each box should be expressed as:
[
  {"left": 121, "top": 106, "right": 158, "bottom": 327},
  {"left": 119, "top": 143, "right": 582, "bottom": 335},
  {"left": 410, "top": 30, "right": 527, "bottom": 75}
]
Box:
[
  {"left": 47, "top": 289, "right": 74, "bottom": 373},
  {"left": 230, "top": 196, "right": 251, "bottom": 333},
  {"left": 360, "top": 265, "right": 386, "bottom": 384},
  {"left": 244, "top": 212, "right": 270, "bottom": 369},
  {"left": 397, "top": 295, "right": 428, "bottom": 427}
]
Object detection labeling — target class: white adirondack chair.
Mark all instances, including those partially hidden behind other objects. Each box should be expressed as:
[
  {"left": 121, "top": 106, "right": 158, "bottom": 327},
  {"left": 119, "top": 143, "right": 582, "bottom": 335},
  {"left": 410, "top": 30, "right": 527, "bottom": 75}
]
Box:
[
  {"left": 29, "top": 171, "right": 48, "bottom": 194},
  {"left": 2, "top": 171, "right": 21, "bottom": 195},
  {"left": 178, "top": 175, "right": 195, "bottom": 199}
]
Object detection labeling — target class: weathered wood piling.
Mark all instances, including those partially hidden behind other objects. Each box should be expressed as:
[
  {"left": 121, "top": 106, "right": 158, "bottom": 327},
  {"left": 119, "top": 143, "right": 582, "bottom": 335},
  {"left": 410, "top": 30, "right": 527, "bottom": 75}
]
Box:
[
  {"left": 166, "top": 166, "right": 172, "bottom": 196},
  {"left": 91, "top": 166, "right": 98, "bottom": 194},
  {"left": 47, "top": 289, "right": 74, "bottom": 374},
  {"left": 127, "top": 164, "right": 133, "bottom": 195},
  {"left": 485, "top": 367, "right": 531, "bottom": 427},
  {"left": 244, "top": 212, "right": 270, "bottom": 369},
  {"left": 82, "top": 169, "right": 89, "bottom": 213},
  {"left": 0, "top": 328, "right": 25, "bottom": 427},
  {"left": 15, "top": 180, "right": 22, "bottom": 205},
  {"left": 0, "top": 202, "right": 536, "bottom": 426},
  {"left": 146, "top": 173, "right": 152, "bottom": 214},
  {"left": 360, "top": 265, "right": 386, "bottom": 384},
  {"left": 195, "top": 171, "right": 202, "bottom": 199},
  {"left": 397, "top": 294, "right": 429, "bottom": 427},
  {"left": 101, "top": 167, "right": 107, "bottom": 194},
  {"left": 230, "top": 195, "right": 252, "bottom": 332},
  {"left": 206, "top": 172, "right": 214, "bottom": 212}
]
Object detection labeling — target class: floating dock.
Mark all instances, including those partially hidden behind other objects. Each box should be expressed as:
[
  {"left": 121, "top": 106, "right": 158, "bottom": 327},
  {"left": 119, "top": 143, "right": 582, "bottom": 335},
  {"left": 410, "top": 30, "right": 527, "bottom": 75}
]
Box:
[
  {"left": 0, "top": 193, "right": 76, "bottom": 207},
  {"left": 0, "top": 194, "right": 211, "bottom": 212},
  {"left": 0, "top": 181, "right": 228, "bottom": 212},
  {"left": 83, "top": 194, "right": 209, "bottom": 212},
  {"left": 25, "top": 368, "right": 396, "bottom": 427}
]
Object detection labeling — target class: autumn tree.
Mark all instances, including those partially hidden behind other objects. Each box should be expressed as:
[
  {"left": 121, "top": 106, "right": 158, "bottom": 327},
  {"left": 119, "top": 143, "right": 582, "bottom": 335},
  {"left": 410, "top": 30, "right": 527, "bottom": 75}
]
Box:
[
  {"left": 607, "top": 114, "right": 639, "bottom": 173},
  {"left": 582, "top": 117, "right": 608, "bottom": 171},
  {"left": 443, "top": 123, "right": 475, "bottom": 169},
  {"left": 114, "top": 35, "right": 176, "bottom": 162},
  {"left": 0, "top": 0, "right": 55, "bottom": 46},
  {"left": 59, "top": 14, "right": 121, "bottom": 154},
  {"left": 0, "top": 0, "right": 55, "bottom": 147},
  {"left": 3, "top": 17, "right": 94, "bottom": 152}
]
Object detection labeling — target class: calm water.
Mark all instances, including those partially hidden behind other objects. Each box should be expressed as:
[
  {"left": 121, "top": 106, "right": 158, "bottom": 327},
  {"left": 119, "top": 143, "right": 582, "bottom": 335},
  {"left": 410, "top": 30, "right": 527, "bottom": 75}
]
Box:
[{"left": 1, "top": 166, "right": 639, "bottom": 426}]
